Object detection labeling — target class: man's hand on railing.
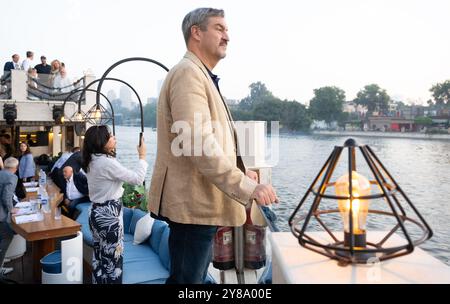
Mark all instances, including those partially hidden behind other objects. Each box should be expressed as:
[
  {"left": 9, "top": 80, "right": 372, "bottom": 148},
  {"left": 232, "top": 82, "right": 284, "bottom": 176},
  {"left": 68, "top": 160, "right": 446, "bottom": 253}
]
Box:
[{"left": 251, "top": 184, "right": 279, "bottom": 206}]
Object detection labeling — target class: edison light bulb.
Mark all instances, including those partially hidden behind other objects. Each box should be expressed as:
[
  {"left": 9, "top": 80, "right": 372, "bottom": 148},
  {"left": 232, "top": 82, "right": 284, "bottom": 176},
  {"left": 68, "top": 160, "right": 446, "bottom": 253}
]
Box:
[
  {"left": 94, "top": 108, "right": 102, "bottom": 122},
  {"left": 335, "top": 171, "right": 371, "bottom": 236}
]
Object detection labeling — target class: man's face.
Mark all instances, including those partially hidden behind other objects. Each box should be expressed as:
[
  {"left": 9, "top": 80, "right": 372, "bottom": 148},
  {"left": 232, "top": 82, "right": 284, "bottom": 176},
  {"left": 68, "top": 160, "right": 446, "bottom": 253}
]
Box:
[
  {"left": 41, "top": 58, "right": 47, "bottom": 65},
  {"left": 63, "top": 167, "right": 73, "bottom": 180},
  {"left": 12, "top": 55, "right": 19, "bottom": 63},
  {"left": 198, "top": 16, "right": 229, "bottom": 61}
]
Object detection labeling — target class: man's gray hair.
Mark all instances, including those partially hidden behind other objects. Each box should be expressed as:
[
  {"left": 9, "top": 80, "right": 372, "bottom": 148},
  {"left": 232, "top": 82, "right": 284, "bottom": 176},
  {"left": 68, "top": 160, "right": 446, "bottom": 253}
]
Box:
[
  {"left": 182, "top": 8, "right": 224, "bottom": 45},
  {"left": 4, "top": 157, "right": 19, "bottom": 169}
]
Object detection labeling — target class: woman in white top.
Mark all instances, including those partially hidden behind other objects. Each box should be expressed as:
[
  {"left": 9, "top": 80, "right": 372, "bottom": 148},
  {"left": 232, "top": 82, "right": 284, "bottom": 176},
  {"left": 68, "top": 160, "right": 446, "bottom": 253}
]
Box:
[
  {"left": 81, "top": 125, "right": 147, "bottom": 284},
  {"left": 53, "top": 67, "right": 73, "bottom": 93}
]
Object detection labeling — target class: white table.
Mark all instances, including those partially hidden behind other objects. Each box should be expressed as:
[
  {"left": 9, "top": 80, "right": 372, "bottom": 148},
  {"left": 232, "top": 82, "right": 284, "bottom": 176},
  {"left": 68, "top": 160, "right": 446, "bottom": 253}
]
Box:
[{"left": 270, "top": 232, "right": 450, "bottom": 284}]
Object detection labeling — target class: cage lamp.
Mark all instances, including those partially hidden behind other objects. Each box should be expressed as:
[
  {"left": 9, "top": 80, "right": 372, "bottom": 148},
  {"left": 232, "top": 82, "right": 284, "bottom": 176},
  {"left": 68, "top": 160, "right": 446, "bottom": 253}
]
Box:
[{"left": 289, "top": 138, "right": 433, "bottom": 265}]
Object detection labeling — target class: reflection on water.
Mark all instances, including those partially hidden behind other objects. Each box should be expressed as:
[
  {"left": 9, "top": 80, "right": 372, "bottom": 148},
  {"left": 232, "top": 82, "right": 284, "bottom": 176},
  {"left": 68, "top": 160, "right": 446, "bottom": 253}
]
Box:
[{"left": 115, "top": 126, "right": 450, "bottom": 266}]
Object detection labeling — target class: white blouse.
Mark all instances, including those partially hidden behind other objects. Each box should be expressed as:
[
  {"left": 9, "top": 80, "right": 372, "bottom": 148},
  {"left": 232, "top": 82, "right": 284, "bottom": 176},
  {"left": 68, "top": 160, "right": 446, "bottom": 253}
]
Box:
[{"left": 86, "top": 154, "right": 148, "bottom": 204}]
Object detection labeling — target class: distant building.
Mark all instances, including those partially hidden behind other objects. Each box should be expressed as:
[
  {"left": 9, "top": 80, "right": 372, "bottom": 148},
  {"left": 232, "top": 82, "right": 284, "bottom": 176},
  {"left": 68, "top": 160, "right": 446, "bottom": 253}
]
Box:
[
  {"left": 342, "top": 101, "right": 366, "bottom": 118},
  {"left": 107, "top": 89, "right": 117, "bottom": 101},
  {"left": 368, "top": 116, "right": 415, "bottom": 132},
  {"left": 397, "top": 105, "right": 426, "bottom": 119},
  {"left": 120, "top": 85, "right": 135, "bottom": 110}
]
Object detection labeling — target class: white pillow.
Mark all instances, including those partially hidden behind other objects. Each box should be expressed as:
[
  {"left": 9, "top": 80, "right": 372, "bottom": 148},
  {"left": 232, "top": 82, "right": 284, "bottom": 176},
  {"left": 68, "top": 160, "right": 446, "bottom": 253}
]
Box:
[{"left": 133, "top": 213, "right": 154, "bottom": 245}]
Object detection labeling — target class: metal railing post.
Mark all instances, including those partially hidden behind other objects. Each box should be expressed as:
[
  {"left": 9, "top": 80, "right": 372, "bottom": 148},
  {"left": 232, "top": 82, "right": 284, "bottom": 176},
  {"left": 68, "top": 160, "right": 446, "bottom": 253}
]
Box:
[{"left": 234, "top": 226, "right": 245, "bottom": 283}]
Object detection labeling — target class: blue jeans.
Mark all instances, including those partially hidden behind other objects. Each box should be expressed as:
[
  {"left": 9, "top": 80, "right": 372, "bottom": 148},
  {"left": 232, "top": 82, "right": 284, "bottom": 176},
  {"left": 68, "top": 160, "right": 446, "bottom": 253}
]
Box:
[
  {"left": 67, "top": 197, "right": 89, "bottom": 218},
  {"left": 166, "top": 222, "right": 217, "bottom": 284}
]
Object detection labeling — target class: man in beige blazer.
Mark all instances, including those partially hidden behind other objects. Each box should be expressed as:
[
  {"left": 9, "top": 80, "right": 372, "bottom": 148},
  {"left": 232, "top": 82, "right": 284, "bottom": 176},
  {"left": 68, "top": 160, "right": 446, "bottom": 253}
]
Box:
[{"left": 148, "top": 7, "right": 278, "bottom": 284}]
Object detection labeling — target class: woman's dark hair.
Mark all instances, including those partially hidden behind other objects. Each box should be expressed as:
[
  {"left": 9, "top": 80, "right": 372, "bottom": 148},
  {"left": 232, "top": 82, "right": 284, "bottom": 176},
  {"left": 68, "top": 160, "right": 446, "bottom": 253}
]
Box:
[
  {"left": 19, "top": 142, "right": 31, "bottom": 155},
  {"left": 81, "top": 125, "right": 113, "bottom": 172}
]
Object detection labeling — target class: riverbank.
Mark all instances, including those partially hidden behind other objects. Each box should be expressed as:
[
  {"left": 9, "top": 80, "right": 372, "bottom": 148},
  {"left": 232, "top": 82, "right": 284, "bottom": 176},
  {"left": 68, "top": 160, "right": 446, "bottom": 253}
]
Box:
[{"left": 312, "top": 130, "right": 450, "bottom": 141}]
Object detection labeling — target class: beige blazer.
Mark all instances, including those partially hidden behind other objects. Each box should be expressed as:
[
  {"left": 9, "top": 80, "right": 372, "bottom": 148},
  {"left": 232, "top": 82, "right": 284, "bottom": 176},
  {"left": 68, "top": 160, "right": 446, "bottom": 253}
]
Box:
[{"left": 148, "top": 51, "right": 257, "bottom": 226}]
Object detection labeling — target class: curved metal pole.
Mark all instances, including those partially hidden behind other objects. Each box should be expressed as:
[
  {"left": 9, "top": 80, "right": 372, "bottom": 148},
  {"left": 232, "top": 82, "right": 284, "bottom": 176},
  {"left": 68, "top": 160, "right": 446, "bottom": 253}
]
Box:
[
  {"left": 79, "top": 77, "right": 146, "bottom": 138},
  {"left": 62, "top": 87, "right": 116, "bottom": 135},
  {"left": 62, "top": 87, "right": 83, "bottom": 113},
  {"left": 95, "top": 57, "right": 169, "bottom": 145}
]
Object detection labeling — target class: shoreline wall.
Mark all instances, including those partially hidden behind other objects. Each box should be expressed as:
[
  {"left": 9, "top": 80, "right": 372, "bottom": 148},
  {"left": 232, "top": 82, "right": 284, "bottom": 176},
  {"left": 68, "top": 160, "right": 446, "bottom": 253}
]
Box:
[{"left": 312, "top": 130, "right": 450, "bottom": 141}]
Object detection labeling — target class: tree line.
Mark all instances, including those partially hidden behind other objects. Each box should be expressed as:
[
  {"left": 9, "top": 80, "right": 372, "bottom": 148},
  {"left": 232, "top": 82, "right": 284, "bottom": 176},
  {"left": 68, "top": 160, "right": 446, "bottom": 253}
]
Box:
[
  {"left": 112, "top": 79, "right": 450, "bottom": 132},
  {"left": 229, "top": 81, "right": 391, "bottom": 131}
]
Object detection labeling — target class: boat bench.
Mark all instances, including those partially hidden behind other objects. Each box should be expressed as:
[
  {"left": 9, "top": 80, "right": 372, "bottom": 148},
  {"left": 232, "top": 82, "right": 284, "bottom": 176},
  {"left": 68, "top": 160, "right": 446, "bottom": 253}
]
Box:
[{"left": 75, "top": 202, "right": 170, "bottom": 284}]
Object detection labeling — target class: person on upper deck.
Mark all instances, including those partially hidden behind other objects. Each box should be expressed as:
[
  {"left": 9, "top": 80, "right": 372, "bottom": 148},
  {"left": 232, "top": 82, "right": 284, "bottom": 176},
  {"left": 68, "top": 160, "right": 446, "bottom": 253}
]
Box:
[
  {"left": 34, "top": 55, "right": 51, "bottom": 74},
  {"left": 21, "top": 51, "right": 34, "bottom": 72},
  {"left": 53, "top": 67, "right": 73, "bottom": 93},
  {"left": 3, "top": 54, "right": 21, "bottom": 75}
]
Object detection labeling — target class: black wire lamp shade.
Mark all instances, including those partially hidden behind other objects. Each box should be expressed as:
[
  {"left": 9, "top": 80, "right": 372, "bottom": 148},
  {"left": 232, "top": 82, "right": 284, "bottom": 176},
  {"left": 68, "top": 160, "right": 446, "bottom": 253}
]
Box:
[
  {"left": 78, "top": 77, "right": 139, "bottom": 135},
  {"left": 70, "top": 108, "right": 87, "bottom": 123},
  {"left": 289, "top": 138, "right": 433, "bottom": 265},
  {"left": 84, "top": 103, "right": 113, "bottom": 125},
  {"left": 61, "top": 87, "right": 115, "bottom": 134}
]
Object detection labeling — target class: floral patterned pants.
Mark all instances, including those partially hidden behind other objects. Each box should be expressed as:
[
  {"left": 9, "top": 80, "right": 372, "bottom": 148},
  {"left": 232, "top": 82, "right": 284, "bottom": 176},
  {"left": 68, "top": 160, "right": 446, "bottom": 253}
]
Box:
[{"left": 89, "top": 199, "right": 124, "bottom": 284}]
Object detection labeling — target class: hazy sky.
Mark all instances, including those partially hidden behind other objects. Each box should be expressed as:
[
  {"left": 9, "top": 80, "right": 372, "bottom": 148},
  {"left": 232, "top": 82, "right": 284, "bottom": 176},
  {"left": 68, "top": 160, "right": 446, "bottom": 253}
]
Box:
[{"left": 2, "top": 0, "right": 450, "bottom": 105}]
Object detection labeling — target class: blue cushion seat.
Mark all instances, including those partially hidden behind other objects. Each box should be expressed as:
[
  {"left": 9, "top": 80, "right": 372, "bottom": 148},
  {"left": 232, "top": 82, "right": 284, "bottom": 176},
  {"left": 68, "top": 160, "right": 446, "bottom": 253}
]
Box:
[
  {"left": 123, "top": 241, "right": 169, "bottom": 284},
  {"left": 129, "top": 208, "right": 147, "bottom": 234},
  {"left": 149, "top": 220, "right": 167, "bottom": 252},
  {"left": 40, "top": 250, "right": 62, "bottom": 274},
  {"left": 158, "top": 226, "right": 171, "bottom": 270},
  {"left": 75, "top": 203, "right": 172, "bottom": 284},
  {"left": 75, "top": 202, "right": 93, "bottom": 246}
]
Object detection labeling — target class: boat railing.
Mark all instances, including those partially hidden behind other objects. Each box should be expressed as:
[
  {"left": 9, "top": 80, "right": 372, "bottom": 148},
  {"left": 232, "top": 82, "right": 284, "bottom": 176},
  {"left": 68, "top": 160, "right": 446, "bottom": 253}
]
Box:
[
  {"left": 2, "top": 69, "right": 91, "bottom": 103},
  {"left": 27, "top": 73, "right": 86, "bottom": 101},
  {"left": 0, "top": 72, "right": 12, "bottom": 99}
]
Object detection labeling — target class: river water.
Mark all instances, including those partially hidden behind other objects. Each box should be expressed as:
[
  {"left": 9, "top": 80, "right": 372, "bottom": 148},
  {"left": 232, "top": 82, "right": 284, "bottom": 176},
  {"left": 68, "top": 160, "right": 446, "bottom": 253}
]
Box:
[{"left": 114, "top": 126, "right": 450, "bottom": 266}]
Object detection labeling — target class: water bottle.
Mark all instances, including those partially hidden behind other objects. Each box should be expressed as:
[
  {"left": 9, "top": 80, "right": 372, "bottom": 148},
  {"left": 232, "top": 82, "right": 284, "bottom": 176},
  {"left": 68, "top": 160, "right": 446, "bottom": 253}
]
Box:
[
  {"left": 39, "top": 169, "right": 47, "bottom": 187},
  {"left": 36, "top": 186, "right": 43, "bottom": 212},
  {"left": 37, "top": 185, "right": 43, "bottom": 200},
  {"left": 41, "top": 187, "right": 50, "bottom": 213}
]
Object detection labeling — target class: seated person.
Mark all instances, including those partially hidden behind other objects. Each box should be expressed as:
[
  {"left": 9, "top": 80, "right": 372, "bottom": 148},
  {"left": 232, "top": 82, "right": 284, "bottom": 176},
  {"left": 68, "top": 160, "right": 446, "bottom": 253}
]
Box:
[
  {"left": 60, "top": 166, "right": 89, "bottom": 219},
  {"left": 49, "top": 147, "right": 80, "bottom": 190},
  {"left": 62, "top": 148, "right": 82, "bottom": 172},
  {"left": 0, "top": 157, "right": 19, "bottom": 276}
]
